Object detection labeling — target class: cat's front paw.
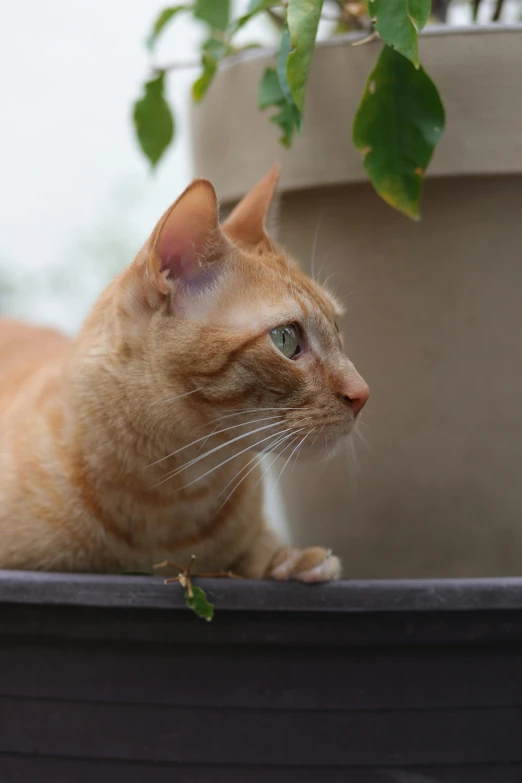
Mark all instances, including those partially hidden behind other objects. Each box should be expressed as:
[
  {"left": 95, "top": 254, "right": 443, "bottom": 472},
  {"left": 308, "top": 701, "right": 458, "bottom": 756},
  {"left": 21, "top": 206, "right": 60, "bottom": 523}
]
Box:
[{"left": 267, "top": 546, "right": 341, "bottom": 583}]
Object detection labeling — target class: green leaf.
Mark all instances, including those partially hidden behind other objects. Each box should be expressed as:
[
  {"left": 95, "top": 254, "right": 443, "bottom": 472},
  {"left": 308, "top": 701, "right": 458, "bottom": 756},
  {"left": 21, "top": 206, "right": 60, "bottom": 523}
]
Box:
[
  {"left": 277, "top": 25, "right": 295, "bottom": 106},
  {"left": 202, "top": 36, "right": 230, "bottom": 59},
  {"left": 194, "top": 0, "right": 230, "bottom": 31},
  {"left": 371, "top": 0, "right": 431, "bottom": 68},
  {"left": 270, "top": 99, "right": 302, "bottom": 147},
  {"left": 133, "top": 71, "right": 175, "bottom": 167},
  {"left": 286, "top": 0, "right": 324, "bottom": 113},
  {"left": 192, "top": 53, "right": 218, "bottom": 101},
  {"left": 258, "top": 67, "right": 284, "bottom": 110},
  {"left": 258, "top": 26, "right": 303, "bottom": 148},
  {"left": 258, "top": 64, "right": 301, "bottom": 146},
  {"left": 352, "top": 45, "right": 445, "bottom": 220},
  {"left": 146, "top": 6, "right": 187, "bottom": 51},
  {"left": 185, "top": 585, "right": 214, "bottom": 621},
  {"left": 192, "top": 37, "right": 232, "bottom": 101}
]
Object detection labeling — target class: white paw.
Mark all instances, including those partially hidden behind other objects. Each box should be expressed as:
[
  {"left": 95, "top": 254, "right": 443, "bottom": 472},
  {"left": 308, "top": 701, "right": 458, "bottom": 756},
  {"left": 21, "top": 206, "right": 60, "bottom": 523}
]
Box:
[{"left": 268, "top": 546, "right": 341, "bottom": 583}]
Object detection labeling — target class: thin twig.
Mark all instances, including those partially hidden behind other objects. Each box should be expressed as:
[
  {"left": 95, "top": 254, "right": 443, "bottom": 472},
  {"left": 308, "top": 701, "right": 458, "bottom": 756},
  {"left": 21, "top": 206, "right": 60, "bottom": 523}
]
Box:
[
  {"left": 164, "top": 575, "right": 183, "bottom": 584},
  {"left": 154, "top": 60, "right": 200, "bottom": 73},
  {"left": 320, "top": 12, "right": 345, "bottom": 21},
  {"left": 186, "top": 554, "right": 197, "bottom": 576},
  {"left": 267, "top": 8, "right": 285, "bottom": 26},
  {"left": 352, "top": 30, "right": 379, "bottom": 47},
  {"left": 154, "top": 556, "right": 242, "bottom": 583},
  {"left": 154, "top": 560, "right": 184, "bottom": 571},
  {"left": 492, "top": 0, "right": 505, "bottom": 21},
  {"left": 196, "top": 571, "right": 244, "bottom": 579}
]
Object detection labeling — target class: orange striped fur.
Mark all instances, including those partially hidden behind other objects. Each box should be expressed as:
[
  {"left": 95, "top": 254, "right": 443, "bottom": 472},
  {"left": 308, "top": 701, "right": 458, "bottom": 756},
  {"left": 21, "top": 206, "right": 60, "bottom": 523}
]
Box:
[{"left": 0, "top": 166, "right": 369, "bottom": 580}]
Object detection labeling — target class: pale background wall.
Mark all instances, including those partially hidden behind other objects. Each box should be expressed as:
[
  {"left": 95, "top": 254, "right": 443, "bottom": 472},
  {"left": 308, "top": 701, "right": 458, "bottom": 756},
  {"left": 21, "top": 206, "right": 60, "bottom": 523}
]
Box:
[{"left": 278, "top": 175, "right": 522, "bottom": 577}]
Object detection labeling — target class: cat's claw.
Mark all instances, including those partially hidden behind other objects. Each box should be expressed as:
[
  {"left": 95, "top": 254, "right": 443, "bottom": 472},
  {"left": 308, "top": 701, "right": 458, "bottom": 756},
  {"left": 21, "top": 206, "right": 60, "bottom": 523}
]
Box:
[{"left": 268, "top": 546, "right": 341, "bottom": 583}]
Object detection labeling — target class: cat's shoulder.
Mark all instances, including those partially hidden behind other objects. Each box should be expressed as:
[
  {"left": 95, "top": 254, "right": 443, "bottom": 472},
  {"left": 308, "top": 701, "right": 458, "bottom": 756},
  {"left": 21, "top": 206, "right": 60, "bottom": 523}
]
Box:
[
  {"left": 0, "top": 318, "right": 70, "bottom": 371},
  {"left": 0, "top": 317, "right": 68, "bottom": 343}
]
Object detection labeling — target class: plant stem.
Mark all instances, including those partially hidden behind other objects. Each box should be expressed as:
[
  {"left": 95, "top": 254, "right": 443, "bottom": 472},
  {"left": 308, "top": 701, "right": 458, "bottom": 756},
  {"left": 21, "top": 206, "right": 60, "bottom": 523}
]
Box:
[
  {"left": 155, "top": 60, "right": 200, "bottom": 72},
  {"left": 492, "top": 0, "right": 505, "bottom": 21},
  {"left": 267, "top": 8, "right": 285, "bottom": 26},
  {"left": 320, "top": 12, "right": 345, "bottom": 21},
  {"left": 431, "top": 0, "right": 450, "bottom": 21},
  {"left": 351, "top": 30, "right": 379, "bottom": 46},
  {"left": 155, "top": 557, "right": 242, "bottom": 581}
]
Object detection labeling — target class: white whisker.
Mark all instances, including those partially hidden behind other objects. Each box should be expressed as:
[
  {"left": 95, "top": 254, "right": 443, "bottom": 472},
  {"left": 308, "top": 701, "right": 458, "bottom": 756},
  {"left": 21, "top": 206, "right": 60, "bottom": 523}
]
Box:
[
  {"left": 282, "top": 248, "right": 296, "bottom": 299},
  {"left": 349, "top": 435, "right": 360, "bottom": 474},
  {"left": 217, "top": 428, "right": 299, "bottom": 499},
  {"left": 169, "top": 423, "right": 308, "bottom": 493},
  {"left": 345, "top": 434, "right": 362, "bottom": 495},
  {"left": 316, "top": 250, "right": 330, "bottom": 288},
  {"left": 293, "top": 426, "right": 315, "bottom": 466},
  {"left": 266, "top": 232, "right": 288, "bottom": 291},
  {"left": 146, "top": 414, "right": 284, "bottom": 470},
  {"left": 212, "top": 428, "right": 304, "bottom": 517},
  {"left": 353, "top": 420, "right": 370, "bottom": 450},
  {"left": 162, "top": 387, "right": 203, "bottom": 404},
  {"left": 310, "top": 212, "right": 323, "bottom": 282},
  {"left": 206, "top": 406, "right": 309, "bottom": 426},
  {"left": 194, "top": 408, "right": 308, "bottom": 453},
  {"left": 151, "top": 419, "right": 290, "bottom": 487},
  {"left": 274, "top": 428, "right": 316, "bottom": 493},
  {"left": 250, "top": 429, "right": 301, "bottom": 496}
]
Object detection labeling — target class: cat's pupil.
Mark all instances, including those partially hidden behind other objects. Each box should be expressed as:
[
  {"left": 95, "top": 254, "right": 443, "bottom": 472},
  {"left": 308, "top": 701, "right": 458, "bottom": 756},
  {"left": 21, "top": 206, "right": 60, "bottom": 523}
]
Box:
[{"left": 270, "top": 324, "right": 299, "bottom": 359}]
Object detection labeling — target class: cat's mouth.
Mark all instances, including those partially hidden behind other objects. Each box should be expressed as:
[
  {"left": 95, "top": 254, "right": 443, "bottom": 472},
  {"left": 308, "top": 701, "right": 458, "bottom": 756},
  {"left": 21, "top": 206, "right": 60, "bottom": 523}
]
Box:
[
  {"left": 297, "top": 424, "right": 356, "bottom": 461},
  {"left": 266, "top": 417, "right": 356, "bottom": 463}
]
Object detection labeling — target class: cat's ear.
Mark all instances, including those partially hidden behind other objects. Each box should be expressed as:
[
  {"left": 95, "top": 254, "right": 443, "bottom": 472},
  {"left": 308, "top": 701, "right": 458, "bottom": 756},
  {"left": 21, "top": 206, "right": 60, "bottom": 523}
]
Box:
[
  {"left": 222, "top": 163, "right": 280, "bottom": 248},
  {"left": 147, "top": 179, "right": 229, "bottom": 294}
]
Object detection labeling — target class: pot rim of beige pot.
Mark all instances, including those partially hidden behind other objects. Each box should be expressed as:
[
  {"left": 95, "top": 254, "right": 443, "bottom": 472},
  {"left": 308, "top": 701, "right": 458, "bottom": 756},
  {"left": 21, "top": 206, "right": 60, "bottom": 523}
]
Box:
[
  {"left": 217, "top": 22, "right": 522, "bottom": 71},
  {"left": 191, "top": 23, "right": 522, "bottom": 202}
]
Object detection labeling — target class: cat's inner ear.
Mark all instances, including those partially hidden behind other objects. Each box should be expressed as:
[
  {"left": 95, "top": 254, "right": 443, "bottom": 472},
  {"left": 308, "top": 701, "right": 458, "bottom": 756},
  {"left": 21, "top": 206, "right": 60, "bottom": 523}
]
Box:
[
  {"left": 149, "top": 179, "right": 228, "bottom": 294},
  {"left": 222, "top": 163, "right": 280, "bottom": 248}
]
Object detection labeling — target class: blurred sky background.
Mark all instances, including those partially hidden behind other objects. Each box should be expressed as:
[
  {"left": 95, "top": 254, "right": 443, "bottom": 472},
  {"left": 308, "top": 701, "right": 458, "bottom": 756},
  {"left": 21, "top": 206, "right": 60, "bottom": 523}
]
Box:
[{"left": 0, "top": 0, "right": 517, "bottom": 333}]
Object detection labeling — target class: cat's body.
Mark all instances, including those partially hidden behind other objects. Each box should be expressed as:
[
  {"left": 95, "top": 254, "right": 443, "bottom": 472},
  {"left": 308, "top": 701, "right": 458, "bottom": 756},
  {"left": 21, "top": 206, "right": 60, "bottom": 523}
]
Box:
[
  {"left": 0, "top": 316, "right": 268, "bottom": 575},
  {"left": 0, "top": 166, "right": 369, "bottom": 579}
]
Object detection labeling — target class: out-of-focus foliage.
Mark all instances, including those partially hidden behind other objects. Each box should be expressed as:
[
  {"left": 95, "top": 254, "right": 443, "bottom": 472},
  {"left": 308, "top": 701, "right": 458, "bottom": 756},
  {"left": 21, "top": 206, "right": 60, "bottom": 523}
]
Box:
[{"left": 132, "top": 0, "right": 514, "bottom": 217}]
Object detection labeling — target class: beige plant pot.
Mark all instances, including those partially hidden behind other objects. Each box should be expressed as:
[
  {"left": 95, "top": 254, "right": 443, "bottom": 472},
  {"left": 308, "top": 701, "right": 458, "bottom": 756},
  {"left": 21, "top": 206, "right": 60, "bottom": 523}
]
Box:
[{"left": 192, "top": 25, "right": 522, "bottom": 578}]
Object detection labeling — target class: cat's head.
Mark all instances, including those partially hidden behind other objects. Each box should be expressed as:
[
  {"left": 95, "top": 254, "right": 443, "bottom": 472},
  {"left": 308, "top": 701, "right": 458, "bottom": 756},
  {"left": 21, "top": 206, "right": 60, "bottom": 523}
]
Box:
[{"left": 100, "top": 165, "right": 369, "bottom": 459}]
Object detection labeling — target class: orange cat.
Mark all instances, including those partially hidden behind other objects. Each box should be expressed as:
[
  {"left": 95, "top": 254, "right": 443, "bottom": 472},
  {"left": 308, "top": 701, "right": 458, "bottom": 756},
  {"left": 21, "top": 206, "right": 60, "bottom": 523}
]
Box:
[{"left": 0, "top": 165, "right": 369, "bottom": 580}]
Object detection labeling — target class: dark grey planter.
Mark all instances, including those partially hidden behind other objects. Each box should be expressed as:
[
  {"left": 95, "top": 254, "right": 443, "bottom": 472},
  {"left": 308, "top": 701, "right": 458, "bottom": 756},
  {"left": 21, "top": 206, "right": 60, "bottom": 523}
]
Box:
[{"left": 1, "top": 572, "right": 522, "bottom": 782}]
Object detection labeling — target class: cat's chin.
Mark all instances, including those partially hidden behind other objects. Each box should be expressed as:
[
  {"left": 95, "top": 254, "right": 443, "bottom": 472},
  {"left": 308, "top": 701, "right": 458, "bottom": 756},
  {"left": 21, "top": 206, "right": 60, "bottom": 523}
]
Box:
[{"left": 283, "top": 428, "right": 354, "bottom": 463}]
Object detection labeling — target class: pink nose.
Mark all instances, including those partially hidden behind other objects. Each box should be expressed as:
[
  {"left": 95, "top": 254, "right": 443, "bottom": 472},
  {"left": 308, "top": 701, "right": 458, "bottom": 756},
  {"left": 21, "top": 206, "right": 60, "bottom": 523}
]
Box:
[{"left": 343, "top": 382, "right": 370, "bottom": 416}]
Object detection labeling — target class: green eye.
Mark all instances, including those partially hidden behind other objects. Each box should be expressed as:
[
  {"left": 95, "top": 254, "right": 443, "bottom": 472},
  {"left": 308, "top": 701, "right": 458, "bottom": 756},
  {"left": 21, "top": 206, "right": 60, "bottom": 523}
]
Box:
[{"left": 269, "top": 324, "right": 300, "bottom": 359}]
